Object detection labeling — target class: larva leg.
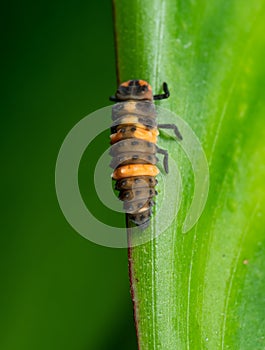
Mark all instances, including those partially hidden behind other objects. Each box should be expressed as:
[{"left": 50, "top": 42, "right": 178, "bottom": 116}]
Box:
[
  {"left": 153, "top": 82, "right": 170, "bottom": 100},
  {"left": 158, "top": 124, "right": 183, "bottom": 140},
  {"left": 156, "top": 147, "right": 169, "bottom": 173}
]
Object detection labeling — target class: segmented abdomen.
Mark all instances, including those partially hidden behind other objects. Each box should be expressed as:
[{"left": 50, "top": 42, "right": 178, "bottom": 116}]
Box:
[{"left": 110, "top": 100, "right": 159, "bottom": 228}]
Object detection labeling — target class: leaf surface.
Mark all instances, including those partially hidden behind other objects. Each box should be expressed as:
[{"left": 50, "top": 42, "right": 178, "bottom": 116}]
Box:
[{"left": 113, "top": 0, "right": 265, "bottom": 348}]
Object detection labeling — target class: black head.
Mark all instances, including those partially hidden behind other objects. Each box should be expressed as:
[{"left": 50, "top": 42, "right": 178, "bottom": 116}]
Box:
[{"left": 115, "top": 80, "right": 153, "bottom": 101}]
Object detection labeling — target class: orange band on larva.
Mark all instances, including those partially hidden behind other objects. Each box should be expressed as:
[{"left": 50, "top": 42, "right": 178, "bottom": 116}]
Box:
[
  {"left": 110, "top": 127, "right": 158, "bottom": 144},
  {"left": 112, "top": 164, "right": 159, "bottom": 180}
]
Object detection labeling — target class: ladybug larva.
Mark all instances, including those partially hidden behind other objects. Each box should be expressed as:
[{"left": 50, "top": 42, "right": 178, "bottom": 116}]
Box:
[{"left": 109, "top": 80, "right": 182, "bottom": 229}]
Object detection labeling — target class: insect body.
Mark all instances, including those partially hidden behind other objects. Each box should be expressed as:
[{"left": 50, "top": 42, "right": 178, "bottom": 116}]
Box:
[{"left": 109, "top": 80, "right": 182, "bottom": 229}]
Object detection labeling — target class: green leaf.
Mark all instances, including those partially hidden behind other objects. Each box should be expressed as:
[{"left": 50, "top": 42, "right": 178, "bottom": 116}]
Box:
[{"left": 113, "top": 0, "right": 265, "bottom": 349}]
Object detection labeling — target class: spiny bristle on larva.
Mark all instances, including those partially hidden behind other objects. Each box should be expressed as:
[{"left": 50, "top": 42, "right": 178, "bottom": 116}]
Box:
[
  {"left": 110, "top": 125, "right": 159, "bottom": 145},
  {"left": 115, "top": 176, "right": 158, "bottom": 190},
  {"left": 109, "top": 138, "right": 157, "bottom": 156},
  {"left": 110, "top": 152, "right": 158, "bottom": 169},
  {"left": 127, "top": 209, "right": 153, "bottom": 228},
  {"left": 118, "top": 187, "right": 157, "bottom": 201},
  {"left": 112, "top": 164, "right": 159, "bottom": 180}
]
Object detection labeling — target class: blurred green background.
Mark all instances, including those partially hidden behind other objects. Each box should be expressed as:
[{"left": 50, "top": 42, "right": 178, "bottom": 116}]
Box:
[{"left": 1, "top": 1, "right": 137, "bottom": 349}]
